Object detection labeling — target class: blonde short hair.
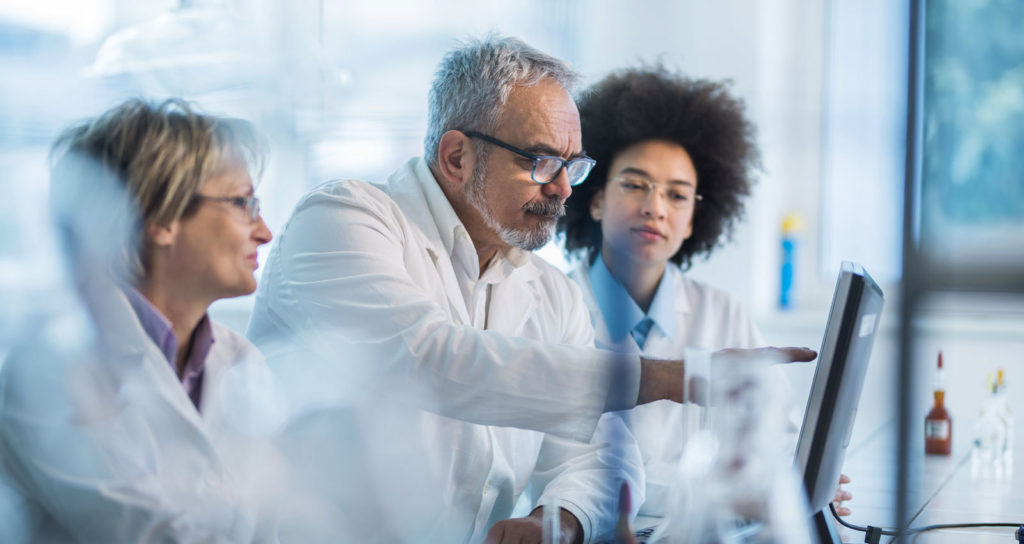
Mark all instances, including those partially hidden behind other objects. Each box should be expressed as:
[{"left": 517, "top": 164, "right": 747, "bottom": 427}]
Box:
[{"left": 50, "top": 98, "right": 267, "bottom": 279}]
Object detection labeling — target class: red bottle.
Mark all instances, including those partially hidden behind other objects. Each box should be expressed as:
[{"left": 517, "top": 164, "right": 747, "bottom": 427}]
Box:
[{"left": 925, "top": 351, "right": 952, "bottom": 455}]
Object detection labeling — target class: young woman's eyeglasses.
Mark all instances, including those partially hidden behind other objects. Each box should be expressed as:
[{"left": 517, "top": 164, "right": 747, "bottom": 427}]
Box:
[
  {"left": 464, "top": 130, "right": 596, "bottom": 186},
  {"left": 611, "top": 175, "right": 702, "bottom": 210},
  {"left": 191, "top": 195, "right": 262, "bottom": 222}
]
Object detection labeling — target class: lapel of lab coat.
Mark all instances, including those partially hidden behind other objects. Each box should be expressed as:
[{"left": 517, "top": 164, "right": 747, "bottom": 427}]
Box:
[
  {"left": 105, "top": 289, "right": 224, "bottom": 462},
  {"left": 385, "top": 158, "right": 473, "bottom": 325},
  {"left": 483, "top": 258, "right": 540, "bottom": 335},
  {"left": 198, "top": 326, "right": 241, "bottom": 427}
]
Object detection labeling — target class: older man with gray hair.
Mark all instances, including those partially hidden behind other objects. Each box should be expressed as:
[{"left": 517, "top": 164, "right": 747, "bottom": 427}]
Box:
[{"left": 248, "top": 35, "right": 813, "bottom": 543}]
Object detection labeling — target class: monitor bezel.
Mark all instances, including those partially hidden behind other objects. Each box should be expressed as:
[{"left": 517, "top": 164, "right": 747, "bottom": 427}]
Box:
[{"left": 794, "top": 261, "right": 885, "bottom": 521}]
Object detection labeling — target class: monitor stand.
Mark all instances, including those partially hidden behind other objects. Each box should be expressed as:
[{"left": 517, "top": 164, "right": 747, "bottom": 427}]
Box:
[{"left": 812, "top": 510, "right": 842, "bottom": 544}]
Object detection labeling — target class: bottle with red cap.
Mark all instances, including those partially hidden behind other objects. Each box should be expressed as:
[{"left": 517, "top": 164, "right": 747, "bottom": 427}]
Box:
[{"left": 925, "top": 351, "right": 952, "bottom": 455}]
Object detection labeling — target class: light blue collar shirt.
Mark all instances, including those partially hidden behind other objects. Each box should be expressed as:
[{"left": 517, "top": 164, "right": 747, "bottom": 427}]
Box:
[{"left": 589, "top": 254, "right": 678, "bottom": 350}]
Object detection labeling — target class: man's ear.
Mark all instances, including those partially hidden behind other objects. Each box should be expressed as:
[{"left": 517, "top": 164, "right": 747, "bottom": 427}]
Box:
[
  {"left": 589, "top": 189, "right": 605, "bottom": 221},
  {"left": 146, "top": 220, "right": 178, "bottom": 249},
  {"left": 436, "top": 130, "right": 475, "bottom": 188}
]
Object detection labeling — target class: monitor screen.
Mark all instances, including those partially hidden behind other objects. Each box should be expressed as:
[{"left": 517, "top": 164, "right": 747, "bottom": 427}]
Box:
[{"left": 795, "top": 262, "right": 885, "bottom": 520}]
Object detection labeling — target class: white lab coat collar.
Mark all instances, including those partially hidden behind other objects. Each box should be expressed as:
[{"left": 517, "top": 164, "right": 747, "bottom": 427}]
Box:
[
  {"left": 98, "top": 286, "right": 242, "bottom": 439},
  {"left": 395, "top": 158, "right": 461, "bottom": 259},
  {"left": 385, "top": 158, "right": 542, "bottom": 320},
  {"left": 392, "top": 158, "right": 539, "bottom": 276}
]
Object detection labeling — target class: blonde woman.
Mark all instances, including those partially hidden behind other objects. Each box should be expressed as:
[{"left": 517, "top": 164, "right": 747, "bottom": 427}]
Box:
[{"left": 0, "top": 99, "right": 278, "bottom": 542}]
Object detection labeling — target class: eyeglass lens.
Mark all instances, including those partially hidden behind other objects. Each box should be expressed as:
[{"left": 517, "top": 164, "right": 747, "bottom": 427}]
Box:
[
  {"left": 246, "top": 197, "right": 261, "bottom": 222},
  {"left": 534, "top": 158, "right": 593, "bottom": 185},
  {"left": 615, "top": 177, "right": 698, "bottom": 208}
]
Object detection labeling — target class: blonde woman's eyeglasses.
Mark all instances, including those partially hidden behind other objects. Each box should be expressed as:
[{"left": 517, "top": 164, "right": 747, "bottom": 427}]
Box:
[{"left": 192, "top": 194, "right": 262, "bottom": 222}]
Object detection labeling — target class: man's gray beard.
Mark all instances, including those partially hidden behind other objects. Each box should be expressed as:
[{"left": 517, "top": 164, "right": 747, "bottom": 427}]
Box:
[{"left": 465, "top": 160, "right": 564, "bottom": 252}]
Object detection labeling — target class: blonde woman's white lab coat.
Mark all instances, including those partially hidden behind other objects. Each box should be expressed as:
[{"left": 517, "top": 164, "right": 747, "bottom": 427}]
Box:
[
  {"left": 0, "top": 286, "right": 281, "bottom": 543},
  {"left": 246, "top": 157, "right": 643, "bottom": 543},
  {"left": 569, "top": 260, "right": 764, "bottom": 517}
]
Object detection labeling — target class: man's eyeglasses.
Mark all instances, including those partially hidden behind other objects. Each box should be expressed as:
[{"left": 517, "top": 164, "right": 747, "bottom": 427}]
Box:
[
  {"left": 611, "top": 174, "right": 702, "bottom": 210},
  {"left": 464, "top": 130, "right": 596, "bottom": 186},
  {"left": 191, "top": 194, "right": 262, "bottom": 222}
]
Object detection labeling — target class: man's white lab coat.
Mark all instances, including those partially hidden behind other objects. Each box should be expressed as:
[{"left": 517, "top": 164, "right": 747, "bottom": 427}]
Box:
[
  {"left": 247, "top": 157, "right": 643, "bottom": 542},
  {"left": 0, "top": 286, "right": 280, "bottom": 543},
  {"left": 570, "top": 260, "right": 763, "bottom": 517}
]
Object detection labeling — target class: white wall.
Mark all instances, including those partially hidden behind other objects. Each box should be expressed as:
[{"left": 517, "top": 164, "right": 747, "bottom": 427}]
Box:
[{"left": 568, "top": 0, "right": 833, "bottom": 320}]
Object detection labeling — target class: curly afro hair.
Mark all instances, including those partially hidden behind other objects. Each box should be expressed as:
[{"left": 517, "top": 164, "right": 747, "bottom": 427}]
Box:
[{"left": 558, "top": 65, "right": 759, "bottom": 270}]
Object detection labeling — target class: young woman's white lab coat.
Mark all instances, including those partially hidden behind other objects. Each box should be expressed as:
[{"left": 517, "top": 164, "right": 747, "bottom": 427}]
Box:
[
  {"left": 569, "top": 260, "right": 764, "bottom": 517},
  {"left": 0, "top": 285, "right": 280, "bottom": 543}
]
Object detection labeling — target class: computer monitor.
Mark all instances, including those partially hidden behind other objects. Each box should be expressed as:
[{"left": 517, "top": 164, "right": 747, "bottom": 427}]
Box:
[{"left": 795, "top": 261, "right": 885, "bottom": 543}]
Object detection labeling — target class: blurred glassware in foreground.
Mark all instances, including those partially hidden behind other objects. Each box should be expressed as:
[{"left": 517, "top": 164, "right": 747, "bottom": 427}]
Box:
[
  {"left": 972, "top": 369, "right": 1014, "bottom": 479},
  {"left": 651, "top": 353, "right": 812, "bottom": 543}
]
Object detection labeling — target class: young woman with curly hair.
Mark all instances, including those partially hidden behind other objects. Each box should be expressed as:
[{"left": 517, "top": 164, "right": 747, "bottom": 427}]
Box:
[
  {"left": 559, "top": 66, "right": 853, "bottom": 520},
  {"left": 556, "top": 66, "right": 765, "bottom": 519},
  {"left": 560, "top": 67, "right": 757, "bottom": 278}
]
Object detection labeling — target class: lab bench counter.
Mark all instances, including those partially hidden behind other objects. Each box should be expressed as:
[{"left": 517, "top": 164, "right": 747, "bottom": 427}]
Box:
[{"left": 837, "top": 416, "right": 1023, "bottom": 543}]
